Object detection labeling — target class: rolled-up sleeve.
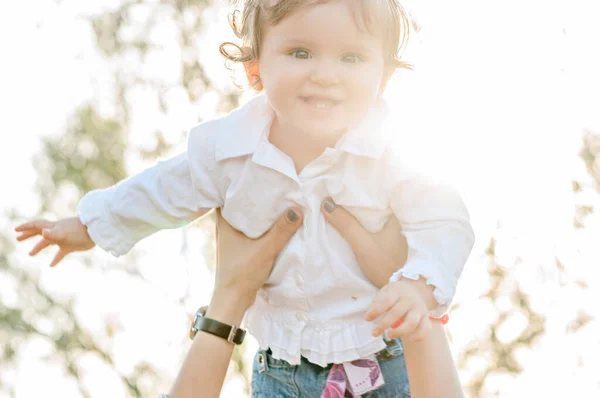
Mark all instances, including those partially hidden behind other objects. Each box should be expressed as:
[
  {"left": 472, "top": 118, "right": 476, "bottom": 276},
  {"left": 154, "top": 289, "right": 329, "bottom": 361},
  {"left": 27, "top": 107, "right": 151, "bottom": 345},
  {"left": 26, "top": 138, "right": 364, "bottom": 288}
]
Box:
[
  {"left": 386, "top": 160, "right": 475, "bottom": 317},
  {"left": 77, "top": 126, "right": 222, "bottom": 257}
]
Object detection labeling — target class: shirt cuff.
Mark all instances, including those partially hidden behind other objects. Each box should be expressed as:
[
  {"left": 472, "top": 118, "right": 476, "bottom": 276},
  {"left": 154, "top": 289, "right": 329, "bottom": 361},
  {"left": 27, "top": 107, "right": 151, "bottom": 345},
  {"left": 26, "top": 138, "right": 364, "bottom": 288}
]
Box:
[
  {"left": 77, "top": 189, "right": 135, "bottom": 257},
  {"left": 389, "top": 259, "right": 455, "bottom": 318}
]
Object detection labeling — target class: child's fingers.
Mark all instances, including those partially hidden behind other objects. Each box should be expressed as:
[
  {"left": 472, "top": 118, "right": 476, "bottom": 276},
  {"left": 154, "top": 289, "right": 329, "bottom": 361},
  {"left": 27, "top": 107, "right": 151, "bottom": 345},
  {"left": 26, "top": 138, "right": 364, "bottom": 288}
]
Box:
[
  {"left": 29, "top": 239, "right": 52, "bottom": 256},
  {"left": 365, "top": 289, "right": 397, "bottom": 321},
  {"left": 15, "top": 219, "right": 53, "bottom": 232},
  {"left": 50, "top": 249, "right": 69, "bottom": 267},
  {"left": 16, "top": 230, "right": 41, "bottom": 241},
  {"left": 42, "top": 227, "right": 66, "bottom": 242},
  {"left": 407, "top": 316, "right": 432, "bottom": 342},
  {"left": 371, "top": 299, "right": 411, "bottom": 336},
  {"left": 389, "top": 310, "right": 424, "bottom": 339}
]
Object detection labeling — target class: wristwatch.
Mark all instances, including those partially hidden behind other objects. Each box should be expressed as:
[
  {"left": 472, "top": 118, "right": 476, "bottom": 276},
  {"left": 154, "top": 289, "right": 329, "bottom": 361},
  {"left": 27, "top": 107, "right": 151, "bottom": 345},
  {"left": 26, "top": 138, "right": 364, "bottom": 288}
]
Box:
[{"left": 189, "top": 306, "right": 246, "bottom": 345}]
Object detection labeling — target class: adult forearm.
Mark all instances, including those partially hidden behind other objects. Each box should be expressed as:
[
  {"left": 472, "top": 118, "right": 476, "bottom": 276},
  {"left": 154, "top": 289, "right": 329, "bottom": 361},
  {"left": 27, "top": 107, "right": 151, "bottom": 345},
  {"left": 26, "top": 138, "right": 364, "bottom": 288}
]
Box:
[
  {"left": 168, "top": 291, "right": 250, "bottom": 398},
  {"left": 402, "top": 323, "right": 465, "bottom": 398}
]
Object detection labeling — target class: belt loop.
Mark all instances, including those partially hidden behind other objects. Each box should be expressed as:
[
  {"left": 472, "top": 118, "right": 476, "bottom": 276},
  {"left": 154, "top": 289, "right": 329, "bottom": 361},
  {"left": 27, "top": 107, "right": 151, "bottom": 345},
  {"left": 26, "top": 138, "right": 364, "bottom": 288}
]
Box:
[
  {"left": 257, "top": 351, "right": 268, "bottom": 373},
  {"left": 386, "top": 338, "right": 404, "bottom": 356}
]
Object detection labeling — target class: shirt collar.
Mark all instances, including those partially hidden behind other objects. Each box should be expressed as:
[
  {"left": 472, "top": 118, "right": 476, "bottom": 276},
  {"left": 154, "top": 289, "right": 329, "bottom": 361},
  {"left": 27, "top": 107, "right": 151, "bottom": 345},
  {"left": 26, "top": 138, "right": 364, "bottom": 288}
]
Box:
[
  {"left": 214, "top": 93, "right": 391, "bottom": 162},
  {"left": 334, "top": 98, "right": 391, "bottom": 159},
  {"left": 214, "top": 94, "right": 274, "bottom": 162}
]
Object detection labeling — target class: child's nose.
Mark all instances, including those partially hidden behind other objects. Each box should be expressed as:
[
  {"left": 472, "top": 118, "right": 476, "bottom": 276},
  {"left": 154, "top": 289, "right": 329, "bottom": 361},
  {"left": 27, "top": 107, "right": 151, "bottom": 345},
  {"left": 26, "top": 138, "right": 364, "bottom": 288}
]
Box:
[{"left": 309, "top": 61, "right": 341, "bottom": 87}]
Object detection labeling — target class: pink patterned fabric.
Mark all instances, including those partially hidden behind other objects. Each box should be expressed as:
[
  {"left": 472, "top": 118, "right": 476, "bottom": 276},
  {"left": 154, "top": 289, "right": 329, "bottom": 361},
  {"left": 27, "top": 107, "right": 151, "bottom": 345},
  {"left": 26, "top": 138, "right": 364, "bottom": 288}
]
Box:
[{"left": 322, "top": 355, "right": 384, "bottom": 397}]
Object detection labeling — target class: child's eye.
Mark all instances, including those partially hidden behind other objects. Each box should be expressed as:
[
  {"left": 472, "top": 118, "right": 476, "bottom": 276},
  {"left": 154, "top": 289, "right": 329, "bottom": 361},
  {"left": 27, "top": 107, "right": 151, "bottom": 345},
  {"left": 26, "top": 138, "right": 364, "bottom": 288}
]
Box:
[
  {"left": 342, "top": 54, "right": 363, "bottom": 64},
  {"left": 291, "top": 49, "right": 311, "bottom": 59}
]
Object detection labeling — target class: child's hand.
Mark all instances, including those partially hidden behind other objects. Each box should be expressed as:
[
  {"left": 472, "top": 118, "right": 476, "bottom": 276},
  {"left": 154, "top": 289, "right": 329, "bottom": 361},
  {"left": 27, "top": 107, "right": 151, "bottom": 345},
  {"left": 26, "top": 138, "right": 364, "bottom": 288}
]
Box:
[
  {"left": 15, "top": 217, "right": 95, "bottom": 267},
  {"left": 366, "top": 278, "right": 433, "bottom": 342}
]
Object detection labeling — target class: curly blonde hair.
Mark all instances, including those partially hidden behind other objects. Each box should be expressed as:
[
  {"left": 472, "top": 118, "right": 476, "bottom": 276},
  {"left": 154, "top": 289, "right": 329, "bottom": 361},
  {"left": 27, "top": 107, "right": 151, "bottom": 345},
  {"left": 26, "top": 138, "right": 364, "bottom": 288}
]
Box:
[{"left": 219, "top": 0, "right": 413, "bottom": 71}]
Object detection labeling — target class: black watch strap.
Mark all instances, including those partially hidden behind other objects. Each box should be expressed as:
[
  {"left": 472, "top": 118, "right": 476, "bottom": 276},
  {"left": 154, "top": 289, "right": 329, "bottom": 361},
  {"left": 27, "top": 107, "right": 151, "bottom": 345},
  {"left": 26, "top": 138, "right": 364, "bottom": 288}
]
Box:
[{"left": 190, "top": 306, "right": 246, "bottom": 345}]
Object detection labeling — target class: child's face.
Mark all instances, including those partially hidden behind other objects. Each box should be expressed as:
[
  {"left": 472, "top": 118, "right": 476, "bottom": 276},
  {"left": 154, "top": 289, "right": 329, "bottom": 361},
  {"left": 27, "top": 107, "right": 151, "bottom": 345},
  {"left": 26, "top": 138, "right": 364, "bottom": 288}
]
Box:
[{"left": 256, "top": 0, "right": 389, "bottom": 142}]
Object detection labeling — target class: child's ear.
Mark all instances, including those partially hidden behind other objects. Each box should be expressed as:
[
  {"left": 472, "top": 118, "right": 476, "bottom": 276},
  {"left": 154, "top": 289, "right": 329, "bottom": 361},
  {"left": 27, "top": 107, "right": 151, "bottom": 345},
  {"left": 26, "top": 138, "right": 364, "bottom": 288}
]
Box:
[{"left": 243, "top": 61, "right": 263, "bottom": 91}]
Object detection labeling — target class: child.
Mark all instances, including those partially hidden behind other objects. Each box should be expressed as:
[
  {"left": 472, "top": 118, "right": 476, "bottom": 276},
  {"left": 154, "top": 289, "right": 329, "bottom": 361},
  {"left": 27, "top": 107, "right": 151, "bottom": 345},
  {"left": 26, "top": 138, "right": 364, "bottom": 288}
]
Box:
[{"left": 17, "top": 0, "right": 474, "bottom": 396}]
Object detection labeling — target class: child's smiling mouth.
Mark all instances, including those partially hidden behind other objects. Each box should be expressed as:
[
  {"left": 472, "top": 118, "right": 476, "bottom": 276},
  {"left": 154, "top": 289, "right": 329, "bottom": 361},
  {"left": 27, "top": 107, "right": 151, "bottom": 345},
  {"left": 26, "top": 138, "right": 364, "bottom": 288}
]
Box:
[{"left": 299, "top": 96, "right": 343, "bottom": 110}]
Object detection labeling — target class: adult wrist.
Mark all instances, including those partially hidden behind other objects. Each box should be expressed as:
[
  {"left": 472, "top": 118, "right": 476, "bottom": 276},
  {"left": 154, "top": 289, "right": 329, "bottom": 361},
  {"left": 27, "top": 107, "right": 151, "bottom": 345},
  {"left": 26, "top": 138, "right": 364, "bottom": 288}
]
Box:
[
  {"left": 213, "top": 285, "right": 256, "bottom": 307},
  {"left": 206, "top": 289, "right": 253, "bottom": 325}
]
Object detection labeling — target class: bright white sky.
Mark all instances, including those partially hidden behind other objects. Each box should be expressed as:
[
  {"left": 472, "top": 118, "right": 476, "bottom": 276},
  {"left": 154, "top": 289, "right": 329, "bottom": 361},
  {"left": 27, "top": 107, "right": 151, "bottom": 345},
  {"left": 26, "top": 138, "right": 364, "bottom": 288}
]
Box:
[{"left": 1, "top": 0, "right": 599, "bottom": 397}]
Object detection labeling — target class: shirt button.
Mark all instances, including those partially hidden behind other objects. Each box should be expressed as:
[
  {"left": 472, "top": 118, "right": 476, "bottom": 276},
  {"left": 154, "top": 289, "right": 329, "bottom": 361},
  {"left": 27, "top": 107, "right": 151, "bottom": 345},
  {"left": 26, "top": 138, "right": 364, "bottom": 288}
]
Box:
[{"left": 296, "top": 312, "right": 307, "bottom": 322}]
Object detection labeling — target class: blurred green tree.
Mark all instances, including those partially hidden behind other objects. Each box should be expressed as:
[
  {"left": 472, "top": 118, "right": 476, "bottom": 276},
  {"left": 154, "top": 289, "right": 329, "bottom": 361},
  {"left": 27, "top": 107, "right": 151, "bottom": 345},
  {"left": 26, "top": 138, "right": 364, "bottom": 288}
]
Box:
[
  {"left": 574, "top": 130, "right": 600, "bottom": 228},
  {"left": 454, "top": 129, "right": 599, "bottom": 397},
  {"left": 1, "top": 1, "right": 246, "bottom": 396}
]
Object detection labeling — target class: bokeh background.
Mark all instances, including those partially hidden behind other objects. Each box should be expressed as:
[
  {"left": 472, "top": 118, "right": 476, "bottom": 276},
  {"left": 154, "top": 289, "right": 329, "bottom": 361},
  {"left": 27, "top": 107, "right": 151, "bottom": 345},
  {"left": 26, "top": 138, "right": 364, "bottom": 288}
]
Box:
[{"left": 1, "top": 0, "right": 599, "bottom": 397}]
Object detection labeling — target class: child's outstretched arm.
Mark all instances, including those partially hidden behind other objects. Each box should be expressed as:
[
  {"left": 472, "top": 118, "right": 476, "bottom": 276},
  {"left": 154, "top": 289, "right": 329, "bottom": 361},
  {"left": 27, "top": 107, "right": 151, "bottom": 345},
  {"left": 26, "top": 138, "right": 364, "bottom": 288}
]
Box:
[
  {"left": 15, "top": 217, "right": 95, "bottom": 267},
  {"left": 75, "top": 127, "right": 222, "bottom": 258},
  {"left": 16, "top": 126, "right": 222, "bottom": 265}
]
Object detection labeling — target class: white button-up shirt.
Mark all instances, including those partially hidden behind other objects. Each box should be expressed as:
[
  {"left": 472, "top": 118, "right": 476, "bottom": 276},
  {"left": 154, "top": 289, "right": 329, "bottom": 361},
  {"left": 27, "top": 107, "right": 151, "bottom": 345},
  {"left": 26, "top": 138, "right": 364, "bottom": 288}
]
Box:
[{"left": 77, "top": 94, "right": 475, "bottom": 366}]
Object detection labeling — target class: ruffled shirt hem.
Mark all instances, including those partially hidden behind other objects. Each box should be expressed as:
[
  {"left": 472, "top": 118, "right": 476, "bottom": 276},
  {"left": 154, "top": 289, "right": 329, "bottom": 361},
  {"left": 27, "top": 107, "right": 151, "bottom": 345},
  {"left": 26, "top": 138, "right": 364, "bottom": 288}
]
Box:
[{"left": 245, "top": 296, "right": 387, "bottom": 367}]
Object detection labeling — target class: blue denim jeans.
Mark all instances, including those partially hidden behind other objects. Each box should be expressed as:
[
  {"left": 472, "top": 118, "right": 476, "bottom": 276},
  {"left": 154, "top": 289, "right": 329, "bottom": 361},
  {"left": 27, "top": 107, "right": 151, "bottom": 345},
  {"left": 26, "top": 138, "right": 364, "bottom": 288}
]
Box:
[{"left": 251, "top": 339, "right": 411, "bottom": 397}]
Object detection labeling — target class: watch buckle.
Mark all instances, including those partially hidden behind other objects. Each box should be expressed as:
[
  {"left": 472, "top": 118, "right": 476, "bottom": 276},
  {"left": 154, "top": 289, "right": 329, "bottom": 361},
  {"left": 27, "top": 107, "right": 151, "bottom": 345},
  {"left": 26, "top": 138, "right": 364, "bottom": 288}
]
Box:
[
  {"left": 227, "top": 325, "right": 238, "bottom": 343},
  {"left": 189, "top": 308, "right": 204, "bottom": 340}
]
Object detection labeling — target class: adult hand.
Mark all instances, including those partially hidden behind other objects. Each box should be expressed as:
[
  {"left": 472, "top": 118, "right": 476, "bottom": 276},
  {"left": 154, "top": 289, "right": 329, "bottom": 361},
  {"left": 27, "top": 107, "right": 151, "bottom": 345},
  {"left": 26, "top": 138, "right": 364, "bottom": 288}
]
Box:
[
  {"left": 168, "top": 207, "right": 303, "bottom": 398},
  {"left": 208, "top": 207, "right": 303, "bottom": 321},
  {"left": 321, "top": 198, "right": 437, "bottom": 341},
  {"left": 321, "top": 198, "right": 408, "bottom": 289}
]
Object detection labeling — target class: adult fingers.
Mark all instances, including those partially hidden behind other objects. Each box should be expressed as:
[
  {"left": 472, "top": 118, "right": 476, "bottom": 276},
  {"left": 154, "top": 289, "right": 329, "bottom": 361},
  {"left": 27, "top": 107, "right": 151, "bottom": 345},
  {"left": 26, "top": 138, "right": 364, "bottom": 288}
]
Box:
[
  {"left": 29, "top": 239, "right": 52, "bottom": 256},
  {"left": 216, "top": 209, "right": 243, "bottom": 238},
  {"left": 15, "top": 219, "right": 53, "bottom": 232},
  {"left": 260, "top": 207, "right": 303, "bottom": 260},
  {"left": 371, "top": 299, "right": 412, "bottom": 337},
  {"left": 321, "top": 198, "right": 378, "bottom": 257},
  {"left": 322, "top": 198, "right": 397, "bottom": 287},
  {"left": 374, "top": 216, "right": 408, "bottom": 269}
]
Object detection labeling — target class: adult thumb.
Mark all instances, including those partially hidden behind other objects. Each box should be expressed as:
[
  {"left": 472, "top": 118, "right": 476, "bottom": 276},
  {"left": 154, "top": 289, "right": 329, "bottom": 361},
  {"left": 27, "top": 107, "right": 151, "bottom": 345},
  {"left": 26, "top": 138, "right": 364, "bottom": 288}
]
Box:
[
  {"left": 321, "top": 198, "right": 362, "bottom": 238},
  {"left": 321, "top": 197, "right": 379, "bottom": 258},
  {"left": 262, "top": 207, "right": 303, "bottom": 259}
]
